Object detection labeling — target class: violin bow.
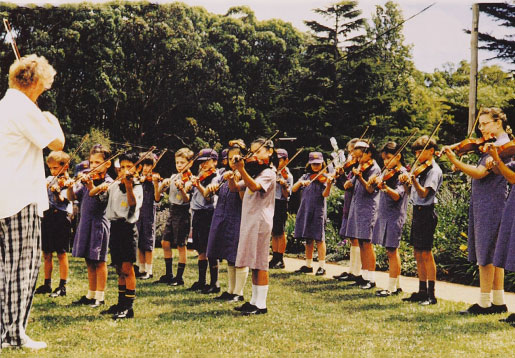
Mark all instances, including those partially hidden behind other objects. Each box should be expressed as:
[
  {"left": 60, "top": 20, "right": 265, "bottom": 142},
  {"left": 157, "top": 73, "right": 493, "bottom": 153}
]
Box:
[
  {"left": 308, "top": 158, "right": 335, "bottom": 185},
  {"left": 3, "top": 19, "right": 21, "bottom": 60},
  {"left": 242, "top": 130, "right": 280, "bottom": 161},
  {"left": 279, "top": 147, "right": 304, "bottom": 171},
  {"left": 106, "top": 146, "right": 156, "bottom": 189},
  {"left": 151, "top": 149, "right": 168, "bottom": 171},
  {"left": 71, "top": 149, "right": 124, "bottom": 185},
  {"left": 48, "top": 133, "right": 90, "bottom": 187},
  {"left": 358, "top": 126, "right": 370, "bottom": 141},
  {"left": 409, "top": 119, "right": 444, "bottom": 176},
  {"left": 467, "top": 106, "right": 483, "bottom": 139},
  {"left": 379, "top": 129, "right": 419, "bottom": 175}
]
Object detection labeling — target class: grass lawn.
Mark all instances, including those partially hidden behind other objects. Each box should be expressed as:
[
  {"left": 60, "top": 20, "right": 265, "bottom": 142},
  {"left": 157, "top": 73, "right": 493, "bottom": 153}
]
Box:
[{"left": 3, "top": 249, "right": 514, "bottom": 357}]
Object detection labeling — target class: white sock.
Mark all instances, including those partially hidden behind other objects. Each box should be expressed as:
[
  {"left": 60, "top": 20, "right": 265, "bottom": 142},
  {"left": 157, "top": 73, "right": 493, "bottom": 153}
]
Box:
[
  {"left": 87, "top": 290, "right": 95, "bottom": 299},
  {"left": 479, "top": 292, "right": 491, "bottom": 308},
  {"left": 306, "top": 258, "right": 313, "bottom": 268},
  {"left": 250, "top": 284, "right": 258, "bottom": 305},
  {"left": 362, "top": 270, "right": 369, "bottom": 281},
  {"left": 369, "top": 270, "right": 375, "bottom": 283},
  {"left": 135, "top": 258, "right": 142, "bottom": 269},
  {"left": 234, "top": 267, "right": 249, "bottom": 297},
  {"left": 350, "top": 246, "right": 361, "bottom": 276},
  {"left": 227, "top": 266, "right": 236, "bottom": 294},
  {"left": 94, "top": 291, "right": 105, "bottom": 301},
  {"left": 492, "top": 290, "right": 505, "bottom": 305},
  {"left": 319, "top": 260, "right": 326, "bottom": 269},
  {"left": 255, "top": 285, "right": 269, "bottom": 309},
  {"left": 145, "top": 263, "right": 153, "bottom": 275},
  {"left": 388, "top": 277, "right": 397, "bottom": 292},
  {"left": 396, "top": 276, "right": 401, "bottom": 288}
]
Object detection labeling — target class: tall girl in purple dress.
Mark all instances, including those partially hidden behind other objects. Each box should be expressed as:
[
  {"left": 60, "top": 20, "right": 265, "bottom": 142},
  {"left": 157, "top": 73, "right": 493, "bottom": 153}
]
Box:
[
  {"left": 344, "top": 141, "right": 381, "bottom": 290},
  {"left": 292, "top": 152, "right": 332, "bottom": 276},
  {"left": 371, "top": 142, "right": 409, "bottom": 296},
  {"left": 206, "top": 142, "right": 245, "bottom": 301},
  {"left": 443, "top": 107, "right": 510, "bottom": 315},
  {"left": 68, "top": 145, "right": 113, "bottom": 306}
]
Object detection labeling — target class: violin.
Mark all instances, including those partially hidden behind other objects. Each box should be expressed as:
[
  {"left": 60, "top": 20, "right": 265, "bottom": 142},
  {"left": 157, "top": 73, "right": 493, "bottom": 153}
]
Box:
[
  {"left": 141, "top": 172, "right": 162, "bottom": 183},
  {"left": 357, "top": 159, "right": 374, "bottom": 174},
  {"left": 309, "top": 172, "right": 330, "bottom": 184},
  {"left": 480, "top": 139, "right": 515, "bottom": 159},
  {"left": 382, "top": 166, "right": 402, "bottom": 182},
  {"left": 180, "top": 170, "right": 192, "bottom": 183},
  {"left": 412, "top": 159, "right": 433, "bottom": 178},
  {"left": 279, "top": 167, "right": 289, "bottom": 180},
  {"left": 193, "top": 168, "right": 216, "bottom": 187},
  {"left": 439, "top": 135, "right": 495, "bottom": 157}
]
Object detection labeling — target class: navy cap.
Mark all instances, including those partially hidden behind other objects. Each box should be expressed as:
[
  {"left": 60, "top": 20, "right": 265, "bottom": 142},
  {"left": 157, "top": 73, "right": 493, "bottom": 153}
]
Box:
[
  {"left": 197, "top": 148, "right": 218, "bottom": 161},
  {"left": 221, "top": 149, "right": 228, "bottom": 160},
  {"left": 308, "top": 152, "right": 324, "bottom": 164}
]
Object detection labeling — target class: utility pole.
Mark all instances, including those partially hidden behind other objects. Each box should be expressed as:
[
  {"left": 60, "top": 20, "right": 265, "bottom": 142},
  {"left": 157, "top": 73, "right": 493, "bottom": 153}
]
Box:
[{"left": 468, "top": 3, "right": 479, "bottom": 133}]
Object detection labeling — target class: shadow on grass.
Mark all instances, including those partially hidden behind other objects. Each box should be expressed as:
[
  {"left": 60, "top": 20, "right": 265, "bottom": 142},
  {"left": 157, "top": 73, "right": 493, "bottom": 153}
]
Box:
[{"left": 157, "top": 307, "right": 237, "bottom": 321}]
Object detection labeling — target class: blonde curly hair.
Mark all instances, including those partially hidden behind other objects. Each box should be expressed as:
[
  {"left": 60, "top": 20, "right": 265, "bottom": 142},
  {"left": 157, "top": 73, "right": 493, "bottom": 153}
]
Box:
[{"left": 9, "top": 54, "right": 56, "bottom": 90}]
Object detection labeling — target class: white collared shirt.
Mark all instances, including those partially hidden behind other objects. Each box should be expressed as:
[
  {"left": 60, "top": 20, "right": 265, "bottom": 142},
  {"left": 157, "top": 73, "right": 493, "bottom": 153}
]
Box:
[{"left": 0, "top": 88, "right": 62, "bottom": 218}]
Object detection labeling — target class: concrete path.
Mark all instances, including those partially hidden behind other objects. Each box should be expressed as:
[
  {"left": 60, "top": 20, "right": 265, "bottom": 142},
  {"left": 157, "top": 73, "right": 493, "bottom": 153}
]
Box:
[{"left": 281, "top": 256, "right": 515, "bottom": 313}]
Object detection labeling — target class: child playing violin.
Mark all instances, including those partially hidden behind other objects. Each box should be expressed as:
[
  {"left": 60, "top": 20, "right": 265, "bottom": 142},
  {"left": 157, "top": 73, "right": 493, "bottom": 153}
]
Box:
[
  {"left": 134, "top": 153, "right": 162, "bottom": 280},
  {"left": 333, "top": 138, "right": 362, "bottom": 282},
  {"left": 269, "top": 148, "right": 294, "bottom": 269},
  {"left": 485, "top": 137, "right": 515, "bottom": 325},
  {"left": 399, "top": 135, "right": 442, "bottom": 305},
  {"left": 206, "top": 141, "right": 246, "bottom": 301},
  {"left": 35, "top": 151, "right": 73, "bottom": 298},
  {"left": 189, "top": 149, "right": 219, "bottom": 293},
  {"left": 89, "top": 152, "right": 144, "bottom": 319},
  {"left": 68, "top": 144, "right": 113, "bottom": 307},
  {"left": 370, "top": 142, "right": 409, "bottom": 296},
  {"left": 343, "top": 141, "right": 381, "bottom": 289},
  {"left": 292, "top": 152, "right": 331, "bottom": 276},
  {"left": 156, "top": 148, "right": 194, "bottom": 286},
  {"left": 442, "top": 107, "right": 509, "bottom": 314},
  {"left": 230, "top": 137, "right": 276, "bottom": 315}
]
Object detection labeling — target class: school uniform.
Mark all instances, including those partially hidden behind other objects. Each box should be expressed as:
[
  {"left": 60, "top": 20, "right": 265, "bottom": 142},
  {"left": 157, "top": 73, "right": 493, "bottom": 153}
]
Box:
[
  {"left": 294, "top": 173, "right": 327, "bottom": 241},
  {"left": 191, "top": 172, "right": 218, "bottom": 254},
  {"left": 105, "top": 180, "right": 144, "bottom": 266},
  {"left": 371, "top": 168, "right": 409, "bottom": 248},
  {"left": 345, "top": 161, "right": 381, "bottom": 241},
  {"left": 468, "top": 136, "right": 510, "bottom": 266},
  {"left": 337, "top": 171, "right": 354, "bottom": 237},
  {"left": 408, "top": 161, "right": 443, "bottom": 250},
  {"left": 235, "top": 168, "right": 276, "bottom": 271},
  {"left": 72, "top": 175, "right": 113, "bottom": 262},
  {"left": 272, "top": 167, "right": 293, "bottom": 236},
  {"left": 206, "top": 179, "right": 243, "bottom": 263},
  {"left": 494, "top": 161, "right": 515, "bottom": 272},
  {"left": 136, "top": 180, "right": 158, "bottom": 252},
  {"left": 41, "top": 177, "right": 72, "bottom": 254},
  {"left": 162, "top": 174, "right": 191, "bottom": 248}
]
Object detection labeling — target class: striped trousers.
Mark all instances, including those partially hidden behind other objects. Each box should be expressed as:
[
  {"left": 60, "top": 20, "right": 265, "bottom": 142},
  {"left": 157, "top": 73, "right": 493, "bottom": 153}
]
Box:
[{"left": 0, "top": 204, "right": 41, "bottom": 346}]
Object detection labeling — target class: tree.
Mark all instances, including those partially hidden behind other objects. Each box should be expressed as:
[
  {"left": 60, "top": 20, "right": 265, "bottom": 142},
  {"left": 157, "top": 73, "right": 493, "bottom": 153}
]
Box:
[{"left": 477, "top": 3, "right": 515, "bottom": 66}]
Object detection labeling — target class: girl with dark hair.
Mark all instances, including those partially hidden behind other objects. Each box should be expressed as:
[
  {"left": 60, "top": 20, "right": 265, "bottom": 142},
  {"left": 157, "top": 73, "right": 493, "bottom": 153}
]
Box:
[{"left": 229, "top": 137, "right": 276, "bottom": 315}]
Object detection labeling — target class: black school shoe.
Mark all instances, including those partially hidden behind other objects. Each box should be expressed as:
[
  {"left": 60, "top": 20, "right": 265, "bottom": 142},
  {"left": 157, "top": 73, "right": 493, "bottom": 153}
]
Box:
[
  {"left": 295, "top": 265, "right": 313, "bottom": 274},
  {"left": 402, "top": 291, "right": 427, "bottom": 303},
  {"left": 490, "top": 304, "right": 508, "bottom": 314},
  {"left": 155, "top": 274, "right": 174, "bottom": 284},
  {"left": 234, "top": 302, "right": 255, "bottom": 312},
  {"left": 35, "top": 284, "right": 52, "bottom": 295},
  {"left": 113, "top": 308, "right": 134, "bottom": 320},
  {"left": 90, "top": 300, "right": 105, "bottom": 308},
  {"left": 459, "top": 303, "right": 495, "bottom": 315},
  {"left": 134, "top": 266, "right": 144, "bottom": 278},
  {"left": 333, "top": 272, "right": 349, "bottom": 280},
  {"left": 168, "top": 277, "right": 184, "bottom": 287},
  {"left": 350, "top": 276, "right": 366, "bottom": 286},
  {"left": 228, "top": 294, "right": 244, "bottom": 302},
  {"left": 315, "top": 267, "right": 326, "bottom": 276},
  {"left": 241, "top": 306, "right": 267, "bottom": 316},
  {"left": 419, "top": 297, "right": 437, "bottom": 306},
  {"left": 72, "top": 295, "right": 96, "bottom": 305},
  {"left": 499, "top": 313, "right": 515, "bottom": 324},
  {"left": 360, "top": 281, "right": 376, "bottom": 290},
  {"left": 187, "top": 281, "right": 207, "bottom": 291},
  {"left": 50, "top": 286, "right": 66, "bottom": 298},
  {"left": 101, "top": 304, "right": 120, "bottom": 315},
  {"left": 202, "top": 285, "right": 221, "bottom": 294},
  {"left": 214, "top": 292, "right": 233, "bottom": 300},
  {"left": 270, "top": 261, "right": 285, "bottom": 269}
]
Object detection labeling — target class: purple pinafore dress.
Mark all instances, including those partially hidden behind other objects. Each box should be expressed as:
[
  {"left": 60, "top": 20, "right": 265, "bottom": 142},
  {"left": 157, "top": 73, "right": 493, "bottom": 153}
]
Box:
[{"left": 294, "top": 173, "right": 327, "bottom": 241}]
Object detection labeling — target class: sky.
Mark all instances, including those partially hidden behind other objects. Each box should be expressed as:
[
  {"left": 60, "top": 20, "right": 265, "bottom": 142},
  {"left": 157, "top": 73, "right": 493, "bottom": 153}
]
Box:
[{"left": 7, "top": 0, "right": 515, "bottom": 73}]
